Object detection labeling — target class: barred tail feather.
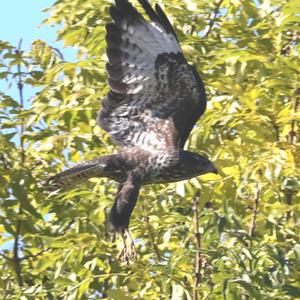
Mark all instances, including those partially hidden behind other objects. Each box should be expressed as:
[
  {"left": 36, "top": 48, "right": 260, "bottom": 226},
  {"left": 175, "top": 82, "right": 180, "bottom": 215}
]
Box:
[
  {"left": 44, "top": 155, "right": 120, "bottom": 191},
  {"left": 45, "top": 162, "right": 102, "bottom": 191}
]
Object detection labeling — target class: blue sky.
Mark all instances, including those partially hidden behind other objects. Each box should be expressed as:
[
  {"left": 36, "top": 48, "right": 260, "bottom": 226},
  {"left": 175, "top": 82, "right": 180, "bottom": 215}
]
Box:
[
  {"left": 0, "top": 0, "right": 77, "bottom": 103},
  {"left": 0, "top": 1, "right": 77, "bottom": 250},
  {"left": 0, "top": 0, "right": 75, "bottom": 55},
  {"left": 1, "top": 1, "right": 54, "bottom": 49}
]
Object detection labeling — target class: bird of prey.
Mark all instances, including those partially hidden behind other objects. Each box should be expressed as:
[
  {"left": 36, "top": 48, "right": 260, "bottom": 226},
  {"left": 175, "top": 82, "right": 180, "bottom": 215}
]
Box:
[{"left": 46, "top": 0, "right": 217, "bottom": 262}]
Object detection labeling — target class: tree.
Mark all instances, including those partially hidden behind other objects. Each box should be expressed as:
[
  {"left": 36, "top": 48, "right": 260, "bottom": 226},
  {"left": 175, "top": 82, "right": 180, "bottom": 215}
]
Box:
[{"left": 0, "top": 0, "right": 299, "bottom": 299}]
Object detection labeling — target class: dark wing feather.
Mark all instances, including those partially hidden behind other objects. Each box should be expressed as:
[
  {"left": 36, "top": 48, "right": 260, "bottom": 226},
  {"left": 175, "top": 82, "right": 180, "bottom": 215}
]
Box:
[
  {"left": 179, "top": 65, "right": 207, "bottom": 148},
  {"left": 97, "top": 0, "right": 206, "bottom": 150},
  {"left": 138, "top": 0, "right": 178, "bottom": 40}
]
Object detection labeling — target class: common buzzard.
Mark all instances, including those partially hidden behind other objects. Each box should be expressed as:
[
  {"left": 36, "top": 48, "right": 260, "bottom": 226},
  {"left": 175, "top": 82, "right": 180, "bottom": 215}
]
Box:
[{"left": 47, "top": 0, "right": 217, "bottom": 262}]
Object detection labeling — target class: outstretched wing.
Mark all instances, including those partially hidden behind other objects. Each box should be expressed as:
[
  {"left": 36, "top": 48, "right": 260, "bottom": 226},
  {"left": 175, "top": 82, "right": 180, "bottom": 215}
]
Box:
[{"left": 97, "top": 0, "right": 207, "bottom": 151}]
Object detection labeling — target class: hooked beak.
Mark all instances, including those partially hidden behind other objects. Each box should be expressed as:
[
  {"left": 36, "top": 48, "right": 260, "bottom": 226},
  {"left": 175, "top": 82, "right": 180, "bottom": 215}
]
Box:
[{"left": 211, "top": 167, "right": 218, "bottom": 174}]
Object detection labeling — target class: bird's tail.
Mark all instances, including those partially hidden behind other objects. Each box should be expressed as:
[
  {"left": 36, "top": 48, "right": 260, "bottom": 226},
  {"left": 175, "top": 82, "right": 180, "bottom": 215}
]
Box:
[{"left": 44, "top": 155, "right": 118, "bottom": 191}]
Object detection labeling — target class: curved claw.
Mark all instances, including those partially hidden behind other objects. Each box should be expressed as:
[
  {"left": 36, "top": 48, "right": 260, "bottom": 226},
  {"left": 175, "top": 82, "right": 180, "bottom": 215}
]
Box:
[{"left": 118, "top": 229, "right": 137, "bottom": 264}]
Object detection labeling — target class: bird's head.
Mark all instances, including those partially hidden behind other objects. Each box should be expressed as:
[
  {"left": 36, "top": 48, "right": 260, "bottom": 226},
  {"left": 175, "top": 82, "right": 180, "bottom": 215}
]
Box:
[{"left": 180, "top": 151, "right": 218, "bottom": 178}]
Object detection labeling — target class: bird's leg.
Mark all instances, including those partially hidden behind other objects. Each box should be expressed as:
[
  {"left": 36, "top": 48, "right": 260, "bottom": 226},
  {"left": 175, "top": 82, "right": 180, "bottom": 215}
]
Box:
[
  {"left": 118, "top": 228, "right": 136, "bottom": 263},
  {"left": 118, "top": 229, "right": 128, "bottom": 264},
  {"left": 125, "top": 228, "right": 136, "bottom": 260}
]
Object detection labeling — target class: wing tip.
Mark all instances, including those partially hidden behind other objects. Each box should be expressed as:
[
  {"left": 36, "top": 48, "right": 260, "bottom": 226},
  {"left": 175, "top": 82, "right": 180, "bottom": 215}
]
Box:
[
  {"left": 110, "top": 0, "right": 143, "bottom": 24},
  {"left": 137, "top": 0, "right": 178, "bottom": 40},
  {"left": 154, "top": 3, "right": 178, "bottom": 40},
  {"left": 110, "top": 0, "right": 178, "bottom": 40}
]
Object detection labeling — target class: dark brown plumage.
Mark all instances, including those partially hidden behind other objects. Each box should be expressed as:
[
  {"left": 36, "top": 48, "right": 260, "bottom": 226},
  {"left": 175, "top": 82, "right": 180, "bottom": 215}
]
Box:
[{"left": 46, "top": 0, "right": 217, "bottom": 262}]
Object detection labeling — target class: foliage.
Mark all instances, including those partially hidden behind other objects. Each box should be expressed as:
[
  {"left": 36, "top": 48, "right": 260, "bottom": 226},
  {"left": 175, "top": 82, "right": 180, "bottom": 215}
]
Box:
[{"left": 0, "top": 0, "right": 299, "bottom": 299}]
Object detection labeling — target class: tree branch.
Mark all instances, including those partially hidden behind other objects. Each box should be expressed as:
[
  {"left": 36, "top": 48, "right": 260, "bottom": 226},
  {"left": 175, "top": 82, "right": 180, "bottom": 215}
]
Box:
[
  {"left": 0, "top": 153, "right": 12, "bottom": 170},
  {"left": 193, "top": 191, "right": 202, "bottom": 300},
  {"left": 13, "top": 217, "right": 23, "bottom": 286},
  {"left": 284, "top": 88, "right": 299, "bottom": 220},
  {"left": 12, "top": 39, "right": 25, "bottom": 287},
  {"left": 142, "top": 204, "right": 161, "bottom": 261},
  {"left": 204, "top": 0, "right": 224, "bottom": 38},
  {"left": 288, "top": 88, "right": 299, "bottom": 145},
  {"left": 0, "top": 252, "right": 13, "bottom": 261},
  {"left": 20, "top": 249, "right": 49, "bottom": 261},
  {"left": 16, "top": 39, "right": 25, "bottom": 164},
  {"left": 247, "top": 183, "right": 260, "bottom": 273},
  {"left": 285, "top": 191, "right": 293, "bottom": 221}
]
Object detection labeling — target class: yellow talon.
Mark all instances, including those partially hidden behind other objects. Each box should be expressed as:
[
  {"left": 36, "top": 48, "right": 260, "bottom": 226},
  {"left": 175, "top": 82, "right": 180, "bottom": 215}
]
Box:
[{"left": 118, "top": 229, "right": 137, "bottom": 264}]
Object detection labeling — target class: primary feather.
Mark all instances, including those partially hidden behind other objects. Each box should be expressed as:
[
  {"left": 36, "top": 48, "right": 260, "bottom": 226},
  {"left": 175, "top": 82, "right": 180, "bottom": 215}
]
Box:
[{"left": 98, "top": 0, "right": 206, "bottom": 150}]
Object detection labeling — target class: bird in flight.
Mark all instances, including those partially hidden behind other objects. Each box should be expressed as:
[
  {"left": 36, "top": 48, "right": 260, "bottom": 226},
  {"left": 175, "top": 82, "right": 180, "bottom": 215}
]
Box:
[{"left": 46, "top": 0, "right": 217, "bottom": 263}]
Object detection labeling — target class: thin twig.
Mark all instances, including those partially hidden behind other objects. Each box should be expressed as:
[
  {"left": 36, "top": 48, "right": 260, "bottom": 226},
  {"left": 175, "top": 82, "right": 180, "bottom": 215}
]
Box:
[
  {"left": 13, "top": 39, "right": 25, "bottom": 287},
  {"left": 285, "top": 88, "right": 299, "bottom": 220},
  {"left": 3, "top": 280, "right": 12, "bottom": 300},
  {"left": 280, "top": 31, "right": 299, "bottom": 56},
  {"left": 204, "top": 0, "right": 224, "bottom": 38},
  {"left": 193, "top": 191, "right": 202, "bottom": 300},
  {"left": 1, "top": 248, "right": 49, "bottom": 262},
  {"left": 285, "top": 191, "right": 293, "bottom": 221},
  {"left": 247, "top": 183, "right": 260, "bottom": 272},
  {"left": 16, "top": 39, "right": 25, "bottom": 164},
  {"left": 0, "top": 153, "right": 12, "bottom": 170},
  {"left": 20, "top": 249, "right": 49, "bottom": 261},
  {"left": 289, "top": 88, "right": 299, "bottom": 145},
  {"left": 103, "top": 207, "right": 112, "bottom": 298},
  {"left": 0, "top": 253, "right": 13, "bottom": 261},
  {"left": 142, "top": 204, "right": 161, "bottom": 261},
  {"left": 243, "top": 184, "right": 260, "bottom": 300},
  {"left": 13, "top": 217, "right": 23, "bottom": 286},
  {"left": 188, "top": 16, "right": 197, "bottom": 36}
]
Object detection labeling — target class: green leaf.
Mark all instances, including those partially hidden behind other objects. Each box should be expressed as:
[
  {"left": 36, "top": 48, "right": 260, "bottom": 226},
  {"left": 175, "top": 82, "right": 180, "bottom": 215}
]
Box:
[
  {"left": 232, "top": 279, "right": 261, "bottom": 298},
  {"left": 106, "top": 289, "right": 131, "bottom": 300}
]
